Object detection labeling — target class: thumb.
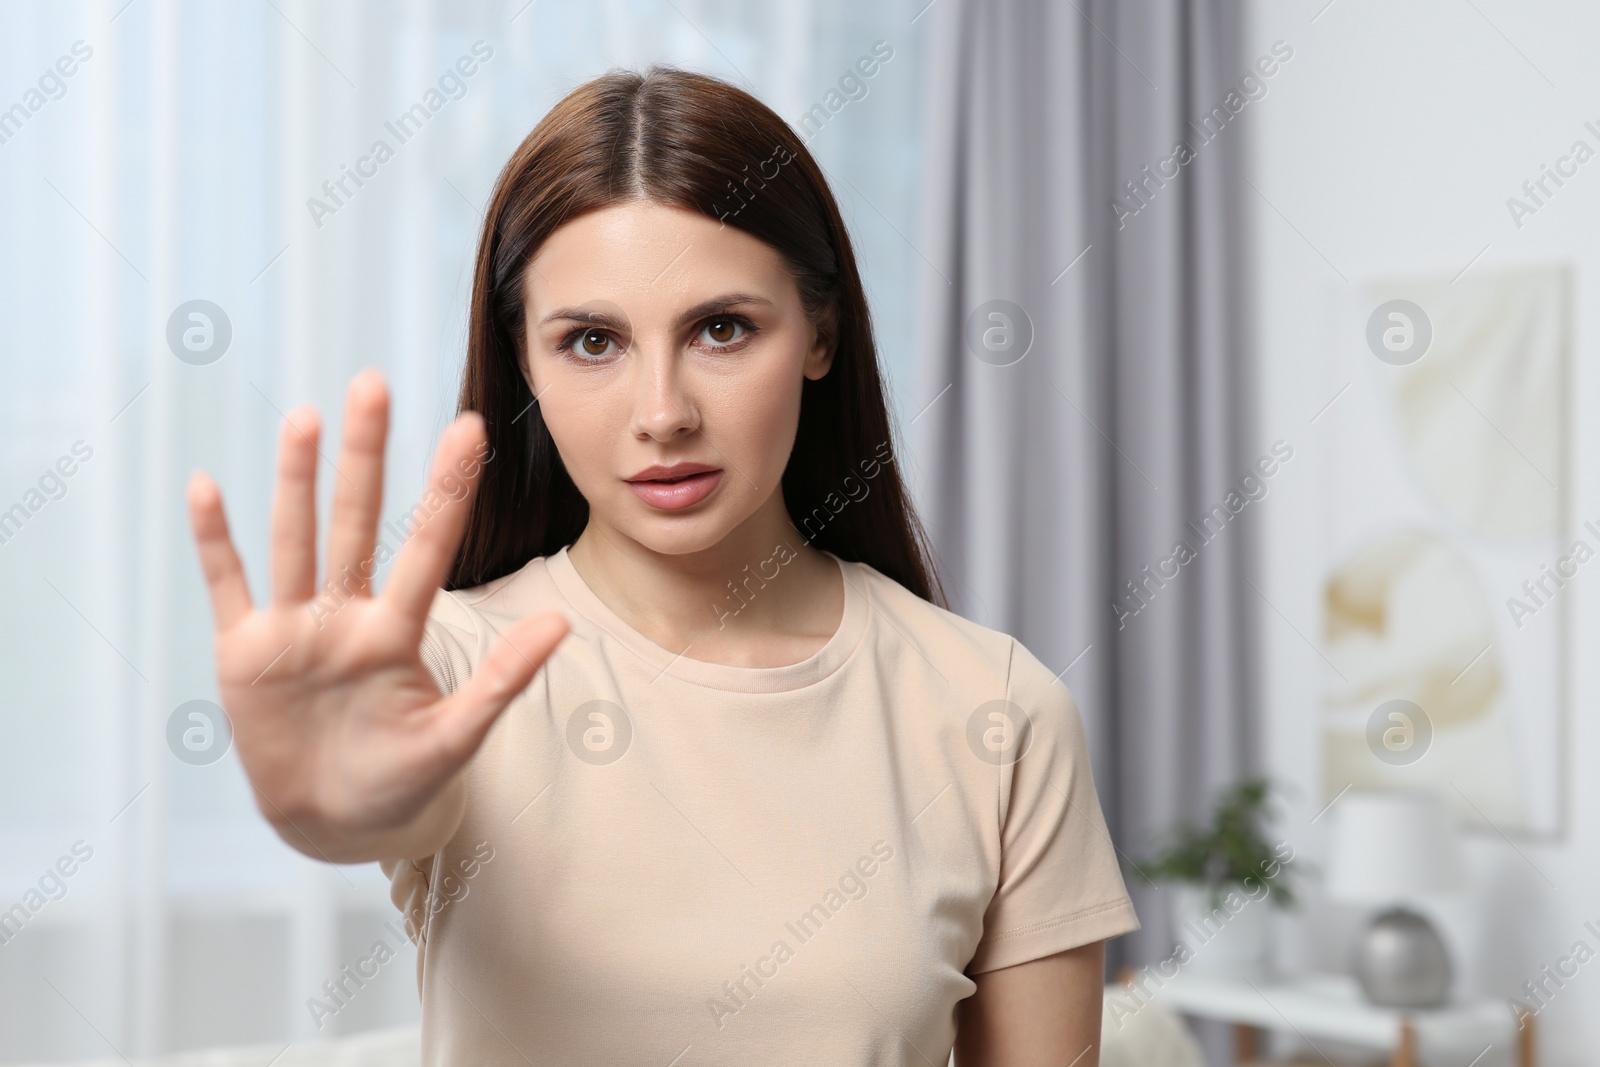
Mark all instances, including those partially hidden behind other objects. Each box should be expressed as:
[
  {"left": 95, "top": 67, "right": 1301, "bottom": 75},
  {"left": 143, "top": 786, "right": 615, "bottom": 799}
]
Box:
[{"left": 432, "top": 610, "right": 571, "bottom": 760}]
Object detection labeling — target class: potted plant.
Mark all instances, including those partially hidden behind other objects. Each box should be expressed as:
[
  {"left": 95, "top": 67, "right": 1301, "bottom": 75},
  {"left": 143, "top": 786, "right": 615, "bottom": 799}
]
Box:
[{"left": 1131, "top": 778, "right": 1299, "bottom": 980}]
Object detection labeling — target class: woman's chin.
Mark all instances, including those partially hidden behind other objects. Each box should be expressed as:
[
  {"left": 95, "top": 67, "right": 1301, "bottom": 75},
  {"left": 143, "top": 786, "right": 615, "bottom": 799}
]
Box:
[{"left": 609, "top": 508, "right": 739, "bottom": 558}]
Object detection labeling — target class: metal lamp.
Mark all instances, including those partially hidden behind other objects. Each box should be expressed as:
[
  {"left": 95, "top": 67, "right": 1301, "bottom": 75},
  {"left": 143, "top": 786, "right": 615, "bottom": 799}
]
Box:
[{"left": 1326, "top": 790, "right": 1465, "bottom": 1009}]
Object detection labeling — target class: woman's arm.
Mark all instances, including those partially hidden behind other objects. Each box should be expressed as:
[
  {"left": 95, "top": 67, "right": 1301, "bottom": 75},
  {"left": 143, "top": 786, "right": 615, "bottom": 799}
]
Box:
[{"left": 954, "top": 939, "right": 1106, "bottom": 1067}]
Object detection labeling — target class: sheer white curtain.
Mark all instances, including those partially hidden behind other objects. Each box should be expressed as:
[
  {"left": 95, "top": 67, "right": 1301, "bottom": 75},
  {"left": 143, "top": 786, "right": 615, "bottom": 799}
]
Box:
[{"left": 0, "top": 0, "right": 926, "bottom": 1057}]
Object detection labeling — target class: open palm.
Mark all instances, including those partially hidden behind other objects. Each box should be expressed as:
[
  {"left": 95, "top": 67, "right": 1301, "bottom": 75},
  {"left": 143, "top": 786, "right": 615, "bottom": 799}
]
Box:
[{"left": 186, "top": 370, "right": 568, "bottom": 863}]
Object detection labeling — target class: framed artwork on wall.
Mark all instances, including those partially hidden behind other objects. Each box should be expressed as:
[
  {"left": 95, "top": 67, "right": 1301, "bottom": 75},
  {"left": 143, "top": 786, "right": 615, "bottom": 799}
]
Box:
[{"left": 1318, "top": 263, "right": 1571, "bottom": 838}]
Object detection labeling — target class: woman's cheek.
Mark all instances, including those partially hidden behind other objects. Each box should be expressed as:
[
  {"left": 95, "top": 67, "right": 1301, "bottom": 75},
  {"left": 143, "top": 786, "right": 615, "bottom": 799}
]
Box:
[
  {"left": 542, "top": 378, "right": 621, "bottom": 491},
  {"left": 709, "top": 364, "right": 801, "bottom": 484}
]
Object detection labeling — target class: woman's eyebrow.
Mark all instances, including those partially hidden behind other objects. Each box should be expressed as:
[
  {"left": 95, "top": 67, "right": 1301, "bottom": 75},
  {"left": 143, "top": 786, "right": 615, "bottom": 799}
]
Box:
[
  {"left": 538, "top": 294, "right": 773, "bottom": 331},
  {"left": 672, "top": 293, "right": 771, "bottom": 327},
  {"left": 538, "top": 306, "right": 632, "bottom": 330}
]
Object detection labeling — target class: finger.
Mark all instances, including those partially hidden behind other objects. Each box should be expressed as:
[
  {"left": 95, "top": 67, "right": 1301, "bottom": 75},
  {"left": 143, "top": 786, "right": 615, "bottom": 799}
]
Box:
[
  {"left": 271, "top": 405, "right": 321, "bottom": 604},
  {"left": 187, "top": 470, "right": 254, "bottom": 629},
  {"left": 326, "top": 370, "right": 390, "bottom": 599},
  {"left": 381, "top": 412, "right": 490, "bottom": 627},
  {"left": 431, "top": 611, "right": 570, "bottom": 762}
]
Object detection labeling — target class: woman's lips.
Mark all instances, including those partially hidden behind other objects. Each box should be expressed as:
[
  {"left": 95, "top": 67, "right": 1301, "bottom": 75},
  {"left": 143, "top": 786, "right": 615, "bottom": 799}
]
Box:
[{"left": 625, "top": 469, "right": 724, "bottom": 510}]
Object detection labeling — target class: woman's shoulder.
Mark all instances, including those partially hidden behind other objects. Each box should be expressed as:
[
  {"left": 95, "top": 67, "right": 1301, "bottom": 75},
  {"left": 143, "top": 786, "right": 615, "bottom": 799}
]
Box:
[
  {"left": 432, "top": 553, "right": 563, "bottom": 617},
  {"left": 843, "top": 562, "right": 1085, "bottom": 740},
  {"left": 420, "top": 554, "right": 566, "bottom": 672},
  {"left": 842, "top": 557, "right": 1028, "bottom": 681}
]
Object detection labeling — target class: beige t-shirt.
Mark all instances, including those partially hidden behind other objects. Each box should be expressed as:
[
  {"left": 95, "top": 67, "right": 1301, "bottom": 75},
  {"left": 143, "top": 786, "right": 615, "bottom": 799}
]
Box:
[{"left": 382, "top": 545, "right": 1138, "bottom": 1065}]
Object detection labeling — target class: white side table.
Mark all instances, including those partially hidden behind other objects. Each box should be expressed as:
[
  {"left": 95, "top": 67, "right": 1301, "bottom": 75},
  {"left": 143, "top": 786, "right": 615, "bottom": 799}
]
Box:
[{"left": 1110, "top": 971, "right": 1534, "bottom": 1067}]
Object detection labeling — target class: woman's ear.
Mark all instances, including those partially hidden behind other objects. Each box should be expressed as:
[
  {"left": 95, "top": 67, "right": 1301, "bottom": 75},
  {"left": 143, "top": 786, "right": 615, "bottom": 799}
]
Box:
[
  {"left": 520, "top": 345, "right": 539, "bottom": 393},
  {"left": 803, "top": 304, "right": 838, "bottom": 381}
]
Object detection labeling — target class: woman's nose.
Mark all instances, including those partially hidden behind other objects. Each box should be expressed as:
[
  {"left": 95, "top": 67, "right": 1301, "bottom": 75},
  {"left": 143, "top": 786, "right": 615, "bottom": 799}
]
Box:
[{"left": 627, "top": 339, "right": 699, "bottom": 441}]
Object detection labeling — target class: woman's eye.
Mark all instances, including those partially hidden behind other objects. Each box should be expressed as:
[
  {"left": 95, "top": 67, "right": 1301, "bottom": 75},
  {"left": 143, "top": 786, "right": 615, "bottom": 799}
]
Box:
[
  {"left": 568, "top": 328, "right": 620, "bottom": 360},
  {"left": 698, "top": 317, "right": 745, "bottom": 347}
]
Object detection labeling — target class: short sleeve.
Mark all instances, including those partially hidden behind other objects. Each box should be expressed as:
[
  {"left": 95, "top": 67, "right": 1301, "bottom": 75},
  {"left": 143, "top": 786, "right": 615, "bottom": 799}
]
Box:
[
  {"left": 379, "top": 854, "right": 434, "bottom": 947},
  {"left": 417, "top": 587, "right": 478, "bottom": 697},
  {"left": 380, "top": 588, "right": 480, "bottom": 962},
  {"left": 965, "top": 640, "right": 1141, "bottom": 974}
]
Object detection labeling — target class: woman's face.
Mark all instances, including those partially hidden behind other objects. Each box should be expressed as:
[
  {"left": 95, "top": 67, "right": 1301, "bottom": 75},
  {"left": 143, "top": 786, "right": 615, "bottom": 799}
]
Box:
[{"left": 521, "top": 200, "right": 832, "bottom": 557}]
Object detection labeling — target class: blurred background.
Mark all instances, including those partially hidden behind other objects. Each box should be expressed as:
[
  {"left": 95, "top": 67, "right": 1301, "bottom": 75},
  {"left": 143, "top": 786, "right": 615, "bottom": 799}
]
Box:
[{"left": 0, "top": 0, "right": 1595, "bottom": 1064}]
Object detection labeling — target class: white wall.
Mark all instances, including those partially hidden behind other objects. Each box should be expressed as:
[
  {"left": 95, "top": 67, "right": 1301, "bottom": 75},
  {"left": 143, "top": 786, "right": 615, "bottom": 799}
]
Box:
[{"left": 1244, "top": 1, "right": 1599, "bottom": 1063}]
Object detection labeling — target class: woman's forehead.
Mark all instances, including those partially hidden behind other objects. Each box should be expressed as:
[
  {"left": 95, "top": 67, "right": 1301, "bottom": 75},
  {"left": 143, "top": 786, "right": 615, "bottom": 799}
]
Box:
[{"left": 525, "top": 201, "right": 797, "bottom": 318}]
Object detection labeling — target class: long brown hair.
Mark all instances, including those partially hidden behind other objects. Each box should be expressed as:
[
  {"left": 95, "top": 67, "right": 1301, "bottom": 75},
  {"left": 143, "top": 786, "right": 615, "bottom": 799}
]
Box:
[{"left": 447, "top": 66, "right": 945, "bottom": 606}]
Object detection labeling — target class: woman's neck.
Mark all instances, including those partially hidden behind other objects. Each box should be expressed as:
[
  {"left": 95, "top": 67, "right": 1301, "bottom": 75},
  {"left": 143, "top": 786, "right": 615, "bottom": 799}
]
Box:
[{"left": 565, "top": 505, "right": 845, "bottom": 669}]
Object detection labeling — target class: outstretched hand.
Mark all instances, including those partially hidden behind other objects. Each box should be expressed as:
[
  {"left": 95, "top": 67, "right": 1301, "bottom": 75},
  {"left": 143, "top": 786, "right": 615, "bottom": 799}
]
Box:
[{"left": 186, "top": 370, "right": 568, "bottom": 863}]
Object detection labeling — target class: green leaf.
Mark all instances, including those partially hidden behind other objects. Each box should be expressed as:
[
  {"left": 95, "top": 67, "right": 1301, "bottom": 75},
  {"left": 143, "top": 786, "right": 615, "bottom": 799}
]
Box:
[{"left": 1124, "top": 777, "right": 1299, "bottom": 910}]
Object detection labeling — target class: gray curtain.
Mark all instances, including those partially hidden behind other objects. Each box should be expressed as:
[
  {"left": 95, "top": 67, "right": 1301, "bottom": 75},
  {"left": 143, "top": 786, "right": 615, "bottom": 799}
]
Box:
[{"left": 910, "top": 0, "right": 1254, "bottom": 996}]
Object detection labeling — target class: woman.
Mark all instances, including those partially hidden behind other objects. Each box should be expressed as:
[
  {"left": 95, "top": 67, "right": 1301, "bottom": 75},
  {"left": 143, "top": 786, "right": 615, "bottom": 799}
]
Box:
[{"left": 186, "top": 67, "right": 1137, "bottom": 1065}]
